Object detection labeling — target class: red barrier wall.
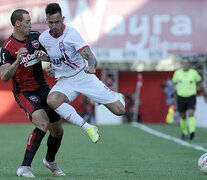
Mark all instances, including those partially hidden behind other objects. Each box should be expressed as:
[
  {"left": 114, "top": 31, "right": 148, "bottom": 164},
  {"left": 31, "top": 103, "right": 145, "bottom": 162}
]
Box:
[
  {"left": 0, "top": 71, "right": 173, "bottom": 124},
  {"left": 118, "top": 71, "right": 173, "bottom": 123}
]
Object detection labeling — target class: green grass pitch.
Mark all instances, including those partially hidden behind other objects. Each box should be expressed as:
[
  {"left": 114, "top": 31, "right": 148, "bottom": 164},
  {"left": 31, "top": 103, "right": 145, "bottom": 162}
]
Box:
[{"left": 0, "top": 123, "right": 207, "bottom": 180}]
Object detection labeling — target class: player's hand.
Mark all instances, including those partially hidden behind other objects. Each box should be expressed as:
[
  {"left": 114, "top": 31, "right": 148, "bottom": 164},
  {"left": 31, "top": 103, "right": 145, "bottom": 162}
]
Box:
[
  {"left": 34, "top": 50, "right": 49, "bottom": 61},
  {"left": 45, "top": 64, "right": 55, "bottom": 77},
  {"left": 16, "top": 48, "right": 27, "bottom": 63},
  {"left": 84, "top": 66, "right": 96, "bottom": 74}
]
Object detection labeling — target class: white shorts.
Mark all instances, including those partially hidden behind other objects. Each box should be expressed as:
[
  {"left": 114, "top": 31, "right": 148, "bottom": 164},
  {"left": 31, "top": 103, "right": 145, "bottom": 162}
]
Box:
[{"left": 50, "top": 70, "right": 119, "bottom": 104}]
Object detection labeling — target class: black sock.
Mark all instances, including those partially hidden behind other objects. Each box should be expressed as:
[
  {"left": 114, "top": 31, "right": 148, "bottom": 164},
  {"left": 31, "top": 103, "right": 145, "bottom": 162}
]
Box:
[
  {"left": 46, "top": 134, "right": 62, "bottom": 162},
  {"left": 21, "top": 128, "right": 45, "bottom": 166}
]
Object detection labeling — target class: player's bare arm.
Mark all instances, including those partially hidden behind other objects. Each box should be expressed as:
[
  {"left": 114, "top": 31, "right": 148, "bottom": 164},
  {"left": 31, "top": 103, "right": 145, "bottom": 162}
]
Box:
[
  {"left": 34, "top": 50, "right": 50, "bottom": 62},
  {"left": 197, "top": 81, "right": 207, "bottom": 102},
  {"left": 1, "top": 47, "right": 27, "bottom": 82},
  {"left": 171, "top": 82, "right": 177, "bottom": 95},
  {"left": 79, "top": 46, "right": 97, "bottom": 74},
  {"left": 170, "top": 82, "right": 177, "bottom": 105}
]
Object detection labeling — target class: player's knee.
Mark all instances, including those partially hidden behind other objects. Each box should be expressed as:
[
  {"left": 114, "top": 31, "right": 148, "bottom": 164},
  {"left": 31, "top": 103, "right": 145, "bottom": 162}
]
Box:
[
  {"left": 180, "top": 113, "right": 186, "bottom": 119},
  {"left": 49, "top": 121, "right": 64, "bottom": 138},
  {"left": 37, "top": 121, "right": 49, "bottom": 132},
  {"left": 52, "top": 127, "right": 64, "bottom": 138},
  {"left": 188, "top": 111, "right": 194, "bottom": 117},
  {"left": 47, "top": 95, "right": 60, "bottom": 109},
  {"left": 47, "top": 92, "right": 67, "bottom": 109}
]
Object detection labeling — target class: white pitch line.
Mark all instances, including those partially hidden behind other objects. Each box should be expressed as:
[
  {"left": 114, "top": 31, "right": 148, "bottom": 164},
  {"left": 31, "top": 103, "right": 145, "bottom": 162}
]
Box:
[{"left": 132, "top": 122, "right": 207, "bottom": 152}]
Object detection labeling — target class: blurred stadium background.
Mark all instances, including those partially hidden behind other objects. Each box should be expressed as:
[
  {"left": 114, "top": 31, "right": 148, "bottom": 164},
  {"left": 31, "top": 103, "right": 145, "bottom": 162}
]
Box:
[
  {"left": 1, "top": 0, "right": 207, "bottom": 126},
  {"left": 2, "top": 0, "right": 207, "bottom": 179}
]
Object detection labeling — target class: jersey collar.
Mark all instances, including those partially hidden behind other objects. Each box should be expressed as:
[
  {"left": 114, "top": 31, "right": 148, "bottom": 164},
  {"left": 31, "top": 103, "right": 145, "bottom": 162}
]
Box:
[{"left": 11, "top": 34, "right": 28, "bottom": 43}]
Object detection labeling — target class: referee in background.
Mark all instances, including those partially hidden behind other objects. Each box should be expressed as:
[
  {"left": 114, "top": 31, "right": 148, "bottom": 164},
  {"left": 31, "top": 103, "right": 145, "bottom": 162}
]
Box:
[{"left": 171, "top": 57, "right": 207, "bottom": 140}]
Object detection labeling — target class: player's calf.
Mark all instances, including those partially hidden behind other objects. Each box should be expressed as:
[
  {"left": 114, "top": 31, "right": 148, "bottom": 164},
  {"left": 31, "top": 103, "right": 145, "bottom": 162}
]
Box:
[{"left": 105, "top": 101, "right": 125, "bottom": 116}]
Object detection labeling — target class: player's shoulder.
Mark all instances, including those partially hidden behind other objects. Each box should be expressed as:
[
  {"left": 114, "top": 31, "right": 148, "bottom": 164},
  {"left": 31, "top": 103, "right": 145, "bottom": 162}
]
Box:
[
  {"left": 2, "top": 36, "right": 14, "bottom": 49},
  {"left": 39, "top": 29, "right": 50, "bottom": 41},
  {"left": 68, "top": 25, "right": 75, "bottom": 31},
  {"left": 1, "top": 37, "right": 15, "bottom": 61},
  {"left": 189, "top": 68, "right": 199, "bottom": 76},
  {"left": 1, "top": 36, "right": 19, "bottom": 56},
  {"left": 173, "top": 69, "right": 183, "bottom": 78},
  {"left": 29, "top": 31, "right": 41, "bottom": 39},
  {"left": 174, "top": 68, "right": 182, "bottom": 74},
  {"left": 189, "top": 68, "right": 197, "bottom": 73},
  {"left": 67, "top": 25, "right": 80, "bottom": 34}
]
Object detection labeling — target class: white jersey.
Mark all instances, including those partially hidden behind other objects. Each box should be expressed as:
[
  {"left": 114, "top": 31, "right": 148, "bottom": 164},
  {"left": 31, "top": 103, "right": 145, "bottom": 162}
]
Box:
[{"left": 39, "top": 25, "right": 87, "bottom": 78}]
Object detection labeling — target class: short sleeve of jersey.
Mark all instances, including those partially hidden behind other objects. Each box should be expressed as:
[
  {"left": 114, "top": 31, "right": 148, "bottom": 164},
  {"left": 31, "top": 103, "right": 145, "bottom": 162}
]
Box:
[
  {"left": 0, "top": 48, "right": 13, "bottom": 66},
  {"left": 195, "top": 71, "right": 202, "bottom": 82},
  {"left": 172, "top": 70, "right": 178, "bottom": 83},
  {"left": 69, "top": 27, "right": 88, "bottom": 51}
]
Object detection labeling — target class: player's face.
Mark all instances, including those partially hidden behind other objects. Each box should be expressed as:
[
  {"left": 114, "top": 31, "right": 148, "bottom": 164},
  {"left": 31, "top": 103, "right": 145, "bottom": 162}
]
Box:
[
  {"left": 46, "top": 12, "right": 64, "bottom": 37},
  {"left": 182, "top": 59, "right": 190, "bottom": 71},
  {"left": 19, "top": 14, "right": 32, "bottom": 37}
]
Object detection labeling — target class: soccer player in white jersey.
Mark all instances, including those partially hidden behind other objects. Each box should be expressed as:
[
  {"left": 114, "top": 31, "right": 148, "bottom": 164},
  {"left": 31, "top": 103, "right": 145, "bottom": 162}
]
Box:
[{"left": 35, "top": 3, "right": 125, "bottom": 143}]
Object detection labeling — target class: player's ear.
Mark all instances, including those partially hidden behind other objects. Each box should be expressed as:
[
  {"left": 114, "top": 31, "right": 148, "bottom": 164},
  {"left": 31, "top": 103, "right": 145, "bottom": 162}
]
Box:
[
  {"left": 15, "top": 20, "right": 21, "bottom": 27},
  {"left": 62, "top": 16, "right": 65, "bottom": 22}
]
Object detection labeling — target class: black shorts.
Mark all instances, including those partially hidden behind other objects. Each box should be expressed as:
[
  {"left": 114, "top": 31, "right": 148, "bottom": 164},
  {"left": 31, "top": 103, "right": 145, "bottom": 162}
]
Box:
[
  {"left": 177, "top": 95, "right": 196, "bottom": 113},
  {"left": 15, "top": 86, "right": 60, "bottom": 123}
]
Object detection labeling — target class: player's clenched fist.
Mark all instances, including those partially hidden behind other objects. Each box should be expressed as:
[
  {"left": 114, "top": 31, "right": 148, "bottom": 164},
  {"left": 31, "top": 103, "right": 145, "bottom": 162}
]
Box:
[
  {"left": 16, "top": 47, "right": 27, "bottom": 63},
  {"left": 84, "top": 66, "right": 96, "bottom": 74},
  {"left": 34, "top": 50, "right": 49, "bottom": 61}
]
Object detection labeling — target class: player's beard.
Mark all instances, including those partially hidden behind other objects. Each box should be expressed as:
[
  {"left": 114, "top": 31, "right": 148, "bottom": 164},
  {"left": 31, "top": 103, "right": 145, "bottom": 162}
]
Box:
[
  {"left": 51, "top": 24, "right": 63, "bottom": 37},
  {"left": 52, "top": 29, "right": 61, "bottom": 37}
]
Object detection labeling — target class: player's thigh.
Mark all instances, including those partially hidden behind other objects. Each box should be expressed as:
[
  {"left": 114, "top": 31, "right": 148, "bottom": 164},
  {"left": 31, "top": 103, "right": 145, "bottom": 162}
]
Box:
[
  {"left": 188, "top": 96, "right": 196, "bottom": 116},
  {"left": 79, "top": 73, "right": 118, "bottom": 104},
  {"left": 187, "top": 95, "right": 196, "bottom": 112},
  {"left": 80, "top": 74, "right": 125, "bottom": 115},
  {"left": 41, "top": 98, "right": 61, "bottom": 123},
  {"left": 49, "top": 79, "right": 79, "bottom": 105},
  {"left": 15, "top": 89, "right": 53, "bottom": 132},
  {"left": 47, "top": 91, "right": 69, "bottom": 108},
  {"left": 177, "top": 96, "right": 187, "bottom": 114},
  {"left": 15, "top": 90, "right": 48, "bottom": 123}
]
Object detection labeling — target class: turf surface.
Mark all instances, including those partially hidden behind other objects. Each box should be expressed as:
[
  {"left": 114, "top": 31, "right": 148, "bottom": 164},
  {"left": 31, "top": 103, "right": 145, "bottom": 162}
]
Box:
[{"left": 0, "top": 123, "right": 207, "bottom": 179}]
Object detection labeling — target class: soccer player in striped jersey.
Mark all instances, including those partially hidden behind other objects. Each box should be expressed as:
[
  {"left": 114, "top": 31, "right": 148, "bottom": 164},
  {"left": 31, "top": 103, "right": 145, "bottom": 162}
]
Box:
[
  {"left": 0, "top": 9, "right": 65, "bottom": 178},
  {"left": 35, "top": 3, "right": 125, "bottom": 144}
]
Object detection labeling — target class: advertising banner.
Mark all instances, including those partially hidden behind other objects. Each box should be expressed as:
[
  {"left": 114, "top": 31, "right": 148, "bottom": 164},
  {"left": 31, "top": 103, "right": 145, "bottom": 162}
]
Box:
[{"left": 0, "top": 0, "right": 206, "bottom": 61}]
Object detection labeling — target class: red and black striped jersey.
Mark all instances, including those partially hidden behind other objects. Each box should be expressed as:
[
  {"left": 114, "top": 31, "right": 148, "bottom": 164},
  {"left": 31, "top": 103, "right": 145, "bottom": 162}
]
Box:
[{"left": 0, "top": 31, "right": 48, "bottom": 95}]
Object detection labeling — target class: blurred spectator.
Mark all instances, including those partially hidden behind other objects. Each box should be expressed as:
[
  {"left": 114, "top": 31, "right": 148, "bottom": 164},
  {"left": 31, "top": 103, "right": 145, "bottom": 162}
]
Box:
[
  {"left": 124, "top": 92, "right": 142, "bottom": 123},
  {"left": 163, "top": 78, "right": 180, "bottom": 124},
  {"left": 165, "top": 78, "right": 174, "bottom": 106},
  {"left": 79, "top": 96, "right": 95, "bottom": 124}
]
